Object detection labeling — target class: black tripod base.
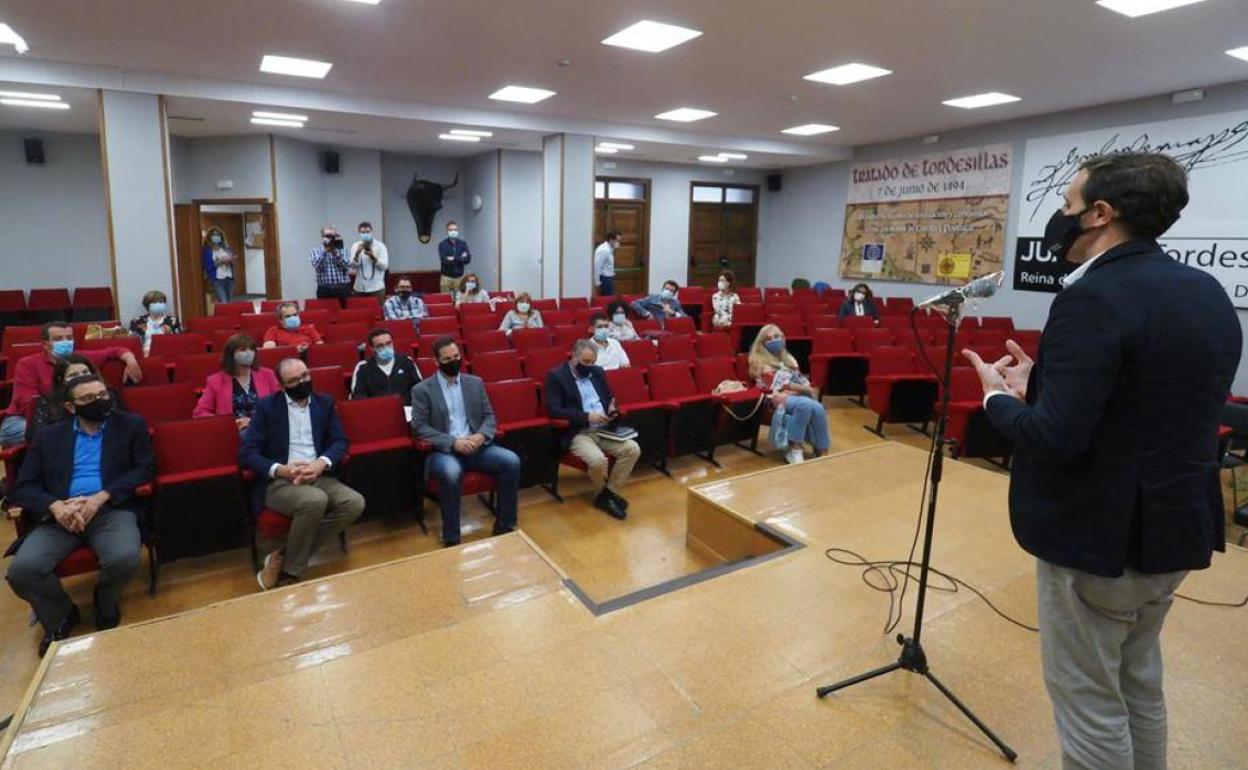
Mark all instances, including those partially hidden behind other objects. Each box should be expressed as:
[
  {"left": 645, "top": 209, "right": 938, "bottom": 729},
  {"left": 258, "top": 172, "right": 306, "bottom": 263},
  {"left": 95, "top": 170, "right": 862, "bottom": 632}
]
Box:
[{"left": 816, "top": 635, "right": 1018, "bottom": 763}]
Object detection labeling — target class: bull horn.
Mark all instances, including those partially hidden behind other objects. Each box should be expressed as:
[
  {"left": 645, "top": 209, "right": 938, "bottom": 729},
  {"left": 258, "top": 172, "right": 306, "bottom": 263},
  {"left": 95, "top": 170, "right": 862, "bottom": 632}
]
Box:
[{"left": 441, "top": 173, "right": 459, "bottom": 191}]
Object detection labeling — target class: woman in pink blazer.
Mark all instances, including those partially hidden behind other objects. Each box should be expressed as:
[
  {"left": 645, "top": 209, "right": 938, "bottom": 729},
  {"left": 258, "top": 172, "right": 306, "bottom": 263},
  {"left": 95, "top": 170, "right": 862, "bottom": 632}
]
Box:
[{"left": 193, "top": 333, "right": 281, "bottom": 431}]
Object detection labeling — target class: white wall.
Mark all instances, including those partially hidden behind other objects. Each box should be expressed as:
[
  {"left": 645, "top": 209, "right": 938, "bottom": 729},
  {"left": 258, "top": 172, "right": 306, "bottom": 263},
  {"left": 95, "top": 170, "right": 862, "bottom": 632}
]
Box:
[
  {"left": 755, "top": 80, "right": 1248, "bottom": 391},
  {"left": 380, "top": 152, "right": 463, "bottom": 272},
  {"left": 170, "top": 135, "right": 273, "bottom": 203},
  {"left": 540, "top": 135, "right": 562, "bottom": 299},
  {"left": 100, "top": 90, "right": 175, "bottom": 320},
  {"left": 598, "top": 159, "right": 768, "bottom": 293},
  {"left": 561, "top": 134, "right": 595, "bottom": 297},
  {"left": 0, "top": 129, "right": 111, "bottom": 293},
  {"left": 463, "top": 151, "right": 499, "bottom": 290},
  {"left": 500, "top": 149, "right": 543, "bottom": 294},
  {"left": 272, "top": 136, "right": 326, "bottom": 301}
]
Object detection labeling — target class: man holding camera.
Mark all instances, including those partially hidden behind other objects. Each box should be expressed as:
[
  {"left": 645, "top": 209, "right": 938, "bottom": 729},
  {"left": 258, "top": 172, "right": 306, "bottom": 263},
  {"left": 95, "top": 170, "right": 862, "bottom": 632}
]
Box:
[
  {"left": 349, "top": 221, "right": 389, "bottom": 302},
  {"left": 310, "top": 225, "right": 353, "bottom": 307}
]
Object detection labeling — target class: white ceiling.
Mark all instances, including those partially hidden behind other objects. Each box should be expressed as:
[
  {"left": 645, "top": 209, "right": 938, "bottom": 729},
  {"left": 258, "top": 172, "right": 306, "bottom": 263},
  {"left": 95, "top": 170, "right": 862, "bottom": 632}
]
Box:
[
  {"left": 2, "top": 0, "right": 1248, "bottom": 165},
  {"left": 0, "top": 81, "right": 96, "bottom": 134}
]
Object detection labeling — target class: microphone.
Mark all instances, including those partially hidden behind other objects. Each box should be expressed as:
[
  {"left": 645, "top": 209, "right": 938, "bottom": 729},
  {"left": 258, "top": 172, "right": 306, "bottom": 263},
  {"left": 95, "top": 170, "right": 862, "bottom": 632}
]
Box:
[{"left": 917, "top": 271, "right": 1003, "bottom": 308}]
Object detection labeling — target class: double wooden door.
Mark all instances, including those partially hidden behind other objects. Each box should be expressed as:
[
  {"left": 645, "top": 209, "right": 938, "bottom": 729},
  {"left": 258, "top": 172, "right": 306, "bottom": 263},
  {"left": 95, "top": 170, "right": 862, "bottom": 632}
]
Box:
[
  {"left": 688, "top": 184, "right": 759, "bottom": 288},
  {"left": 593, "top": 178, "right": 650, "bottom": 296}
]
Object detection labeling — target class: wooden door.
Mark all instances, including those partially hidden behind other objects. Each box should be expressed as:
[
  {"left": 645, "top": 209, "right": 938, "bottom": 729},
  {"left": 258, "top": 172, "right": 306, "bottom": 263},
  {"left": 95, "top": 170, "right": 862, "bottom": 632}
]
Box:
[
  {"left": 200, "top": 212, "right": 247, "bottom": 292},
  {"left": 593, "top": 178, "right": 649, "bottom": 296},
  {"left": 687, "top": 184, "right": 759, "bottom": 288},
  {"left": 261, "top": 203, "right": 281, "bottom": 299},
  {"left": 173, "top": 203, "right": 206, "bottom": 319}
]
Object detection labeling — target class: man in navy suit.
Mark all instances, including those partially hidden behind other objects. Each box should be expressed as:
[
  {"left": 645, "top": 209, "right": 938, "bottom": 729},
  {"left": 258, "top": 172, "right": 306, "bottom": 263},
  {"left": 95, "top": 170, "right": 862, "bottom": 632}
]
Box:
[
  {"left": 964, "top": 152, "right": 1241, "bottom": 770},
  {"left": 7, "top": 374, "right": 153, "bottom": 656},
  {"left": 544, "top": 339, "right": 640, "bottom": 520},
  {"left": 241, "top": 358, "right": 364, "bottom": 590}
]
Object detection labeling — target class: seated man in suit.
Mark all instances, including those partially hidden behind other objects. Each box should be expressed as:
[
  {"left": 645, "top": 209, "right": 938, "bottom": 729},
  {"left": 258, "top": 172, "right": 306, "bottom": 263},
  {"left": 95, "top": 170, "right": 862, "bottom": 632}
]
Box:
[
  {"left": 241, "top": 358, "right": 365, "bottom": 590},
  {"left": 350, "top": 329, "right": 421, "bottom": 405},
  {"left": 544, "top": 339, "right": 640, "bottom": 520},
  {"left": 7, "top": 374, "right": 153, "bottom": 656},
  {"left": 410, "top": 336, "right": 519, "bottom": 547}
]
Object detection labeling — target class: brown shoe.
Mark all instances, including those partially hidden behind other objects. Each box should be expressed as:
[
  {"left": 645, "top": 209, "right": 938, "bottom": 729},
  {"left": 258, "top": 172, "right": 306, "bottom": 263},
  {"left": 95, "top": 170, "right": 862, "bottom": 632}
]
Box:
[{"left": 256, "top": 550, "right": 284, "bottom": 591}]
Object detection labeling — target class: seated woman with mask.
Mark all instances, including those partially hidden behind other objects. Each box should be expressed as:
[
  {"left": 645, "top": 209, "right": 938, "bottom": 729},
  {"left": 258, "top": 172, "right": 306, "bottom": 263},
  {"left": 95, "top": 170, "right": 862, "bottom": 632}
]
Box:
[
  {"left": 837, "top": 283, "right": 880, "bottom": 321},
  {"left": 748, "top": 324, "right": 830, "bottom": 465},
  {"left": 128, "top": 290, "right": 183, "bottom": 354},
  {"left": 194, "top": 333, "right": 281, "bottom": 431},
  {"left": 497, "top": 291, "right": 544, "bottom": 334},
  {"left": 605, "top": 300, "right": 638, "bottom": 341},
  {"left": 455, "top": 273, "right": 493, "bottom": 309}
]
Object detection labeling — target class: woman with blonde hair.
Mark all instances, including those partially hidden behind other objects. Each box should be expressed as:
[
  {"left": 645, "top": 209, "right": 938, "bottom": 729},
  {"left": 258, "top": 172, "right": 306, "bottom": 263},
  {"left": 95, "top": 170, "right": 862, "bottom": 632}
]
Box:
[
  {"left": 748, "top": 323, "right": 830, "bottom": 464},
  {"left": 455, "top": 272, "right": 493, "bottom": 309}
]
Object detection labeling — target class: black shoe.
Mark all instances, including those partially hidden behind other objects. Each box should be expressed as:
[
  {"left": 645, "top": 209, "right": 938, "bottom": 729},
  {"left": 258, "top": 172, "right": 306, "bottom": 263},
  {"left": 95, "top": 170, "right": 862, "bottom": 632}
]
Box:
[
  {"left": 594, "top": 490, "right": 627, "bottom": 520},
  {"left": 491, "top": 523, "right": 515, "bottom": 536},
  {"left": 442, "top": 539, "right": 461, "bottom": 548},
  {"left": 38, "top": 604, "right": 80, "bottom": 658},
  {"left": 275, "top": 572, "right": 300, "bottom": 588},
  {"left": 608, "top": 490, "right": 630, "bottom": 511},
  {"left": 94, "top": 586, "right": 121, "bottom": 631}
]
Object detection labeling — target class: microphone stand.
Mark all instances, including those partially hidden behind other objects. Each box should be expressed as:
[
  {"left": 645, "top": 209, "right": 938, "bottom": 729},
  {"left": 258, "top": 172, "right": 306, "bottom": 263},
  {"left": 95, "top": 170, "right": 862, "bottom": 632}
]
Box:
[{"left": 815, "top": 298, "right": 1018, "bottom": 763}]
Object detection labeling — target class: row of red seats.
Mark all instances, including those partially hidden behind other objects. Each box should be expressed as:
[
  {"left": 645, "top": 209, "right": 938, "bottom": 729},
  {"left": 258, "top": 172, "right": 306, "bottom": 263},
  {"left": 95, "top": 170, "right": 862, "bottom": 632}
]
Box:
[{"left": 0, "top": 287, "right": 115, "bottom": 326}]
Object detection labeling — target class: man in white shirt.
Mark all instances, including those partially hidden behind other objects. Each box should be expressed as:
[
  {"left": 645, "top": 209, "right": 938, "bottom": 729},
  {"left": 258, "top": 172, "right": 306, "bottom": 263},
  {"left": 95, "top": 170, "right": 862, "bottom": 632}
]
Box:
[
  {"left": 350, "top": 221, "right": 389, "bottom": 301},
  {"left": 587, "top": 312, "right": 630, "bottom": 371},
  {"left": 593, "top": 231, "right": 621, "bottom": 297},
  {"left": 240, "top": 358, "right": 365, "bottom": 590}
]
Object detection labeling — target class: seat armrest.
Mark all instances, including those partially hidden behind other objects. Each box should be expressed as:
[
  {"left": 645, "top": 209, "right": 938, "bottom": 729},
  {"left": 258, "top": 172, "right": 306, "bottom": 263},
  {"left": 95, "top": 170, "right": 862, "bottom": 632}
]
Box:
[{"left": 135, "top": 483, "right": 154, "bottom": 498}]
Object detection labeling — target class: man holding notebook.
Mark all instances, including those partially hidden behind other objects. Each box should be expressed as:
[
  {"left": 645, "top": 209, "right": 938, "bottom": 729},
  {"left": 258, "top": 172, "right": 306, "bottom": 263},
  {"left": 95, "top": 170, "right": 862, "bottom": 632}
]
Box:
[{"left": 544, "top": 339, "right": 640, "bottom": 520}]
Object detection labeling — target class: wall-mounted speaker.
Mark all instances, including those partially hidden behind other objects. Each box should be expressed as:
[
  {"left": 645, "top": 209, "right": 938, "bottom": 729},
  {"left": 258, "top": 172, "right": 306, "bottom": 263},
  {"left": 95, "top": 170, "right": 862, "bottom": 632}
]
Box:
[
  {"left": 24, "top": 138, "right": 45, "bottom": 165},
  {"left": 767, "top": 173, "right": 783, "bottom": 192},
  {"left": 322, "top": 150, "right": 340, "bottom": 174}
]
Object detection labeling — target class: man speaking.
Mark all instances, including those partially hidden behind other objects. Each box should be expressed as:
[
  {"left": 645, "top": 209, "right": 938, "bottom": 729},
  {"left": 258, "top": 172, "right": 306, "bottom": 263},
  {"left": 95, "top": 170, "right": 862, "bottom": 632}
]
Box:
[{"left": 964, "top": 152, "right": 1240, "bottom": 770}]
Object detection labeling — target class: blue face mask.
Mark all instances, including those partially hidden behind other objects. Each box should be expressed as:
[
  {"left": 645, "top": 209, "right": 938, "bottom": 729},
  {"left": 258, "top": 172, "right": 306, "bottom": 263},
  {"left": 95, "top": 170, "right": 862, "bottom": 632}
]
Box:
[
  {"left": 763, "top": 338, "right": 786, "bottom": 356},
  {"left": 211, "top": 235, "right": 222, "bottom": 244},
  {"left": 148, "top": 302, "right": 167, "bottom": 316},
  {"left": 361, "top": 233, "right": 373, "bottom": 243},
  {"left": 374, "top": 345, "right": 395, "bottom": 363},
  {"left": 660, "top": 289, "right": 675, "bottom": 300},
  {"left": 593, "top": 327, "right": 609, "bottom": 342},
  {"left": 51, "top": 339, "right": 75, "bottom": 358},
  {"left": 282, "top": 315, "right": 301, "bottom": 331}
]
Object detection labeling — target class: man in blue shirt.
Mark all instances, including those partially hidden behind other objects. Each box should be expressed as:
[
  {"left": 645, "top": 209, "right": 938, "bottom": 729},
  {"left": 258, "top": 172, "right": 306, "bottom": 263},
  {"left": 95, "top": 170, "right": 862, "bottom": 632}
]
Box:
[
  {"left": 310, "top": 225, "right": 353, "bottom": 307},
  {"left": 8, "top": 375, "right": 153, "bottom": 656},
  {"left": 630, "top": 279, "right": 688, "bottom": 330},
  {"left": 437, "top": 221, "right": 471, "bottom": 296}
]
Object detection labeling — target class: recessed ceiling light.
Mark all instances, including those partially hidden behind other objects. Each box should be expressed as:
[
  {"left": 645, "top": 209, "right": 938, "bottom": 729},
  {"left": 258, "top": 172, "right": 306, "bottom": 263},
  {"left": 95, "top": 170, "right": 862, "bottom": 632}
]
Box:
[
  {"left": 781, "top": 123, "right": 840, "bottom": 136},
  {"left": 598, "top": 142, "right": 635, "bottom": 150},
  {"left": 250, "top": 117, "right": 303, "bottom": 128},
  {"left": 717, "top": 152, "right": 748, "bottom": 160},
  {"left": 0, "top": 90, "right": 60, "bottom": 101},
  {"left": 601, "top": 20, "right": 702, "bottom": 53},
  {"left": 804, "top": 63, "right": 891, "bottom": 86},
  {"left": 1095, "top": 0, "right": 1209, "bottom": 18},
  {"left": 655, "top": 107, "right": 716, "bottom": 122},
  {"left": 0, "top": 24, "right": 29, "bottom": 55},
  {"left": 252, "top": 110, "right": 308, "bottom": 122},
  {"left": 942, "top": 92, "right": 1021, "bottom": 109},
  {"left": 1, "top": 98, "right": 70, "bottom": 110},
  {"left": 450, "top": 129, "right": 493, "bottom": 137},
  {"left": 341, "top": 0, "right": 382, "bottom": 4},
  {"left": 698, "top": 155, "right": 729, "bottom": 163},
  {"left": 439, "top": 133, "right": 481, "bottom": 142},
  {"left": 595, "top": 146, "right": 619, "bottom": 154},
  {"left": 1228, "top": 46, "right": 1248, "bottom": 63},
  {"left": 259, "top": 54, "right": 333, "bottom": 79},
  {"left": 489, "top": 85, "right": 556, "bottom": 104}
]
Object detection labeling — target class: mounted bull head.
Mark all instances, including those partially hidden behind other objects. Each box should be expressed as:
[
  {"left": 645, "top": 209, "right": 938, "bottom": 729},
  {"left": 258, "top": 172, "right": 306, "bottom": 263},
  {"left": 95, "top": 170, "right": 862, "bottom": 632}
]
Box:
[{"left": 405, "top": 172, "right": 459, "bottom": 244}]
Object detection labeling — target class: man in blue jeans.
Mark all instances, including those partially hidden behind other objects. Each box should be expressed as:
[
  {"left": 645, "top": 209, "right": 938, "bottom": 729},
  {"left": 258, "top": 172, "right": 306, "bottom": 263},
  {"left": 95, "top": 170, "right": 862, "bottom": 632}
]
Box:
[{"left": 409, "top": 337, "right": 519, "bottom": 547}]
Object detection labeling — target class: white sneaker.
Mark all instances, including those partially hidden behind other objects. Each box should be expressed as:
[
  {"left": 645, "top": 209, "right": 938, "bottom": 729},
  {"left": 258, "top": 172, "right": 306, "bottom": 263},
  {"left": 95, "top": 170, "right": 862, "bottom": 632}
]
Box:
[{"left": 785, "top": 448, "right": 805, "bottom": 465}]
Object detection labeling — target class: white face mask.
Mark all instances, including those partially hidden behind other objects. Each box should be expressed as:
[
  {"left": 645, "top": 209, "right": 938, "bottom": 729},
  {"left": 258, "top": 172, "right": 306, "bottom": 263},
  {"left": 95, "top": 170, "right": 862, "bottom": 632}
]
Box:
[
  {"left": 465, "top": 281, "right": 477, "bottom": 292},
  {"left": 853, "top": 292, "right": 866, "bottom": 302},
  {"left": 448, "top": 230, "right": 460, "bottom": 239},
  {"left": 516, "top": 302, "right": 531, "bottom": 313},
  {"left": 717, "top": 280, "right": 728, "bottom": 291}
]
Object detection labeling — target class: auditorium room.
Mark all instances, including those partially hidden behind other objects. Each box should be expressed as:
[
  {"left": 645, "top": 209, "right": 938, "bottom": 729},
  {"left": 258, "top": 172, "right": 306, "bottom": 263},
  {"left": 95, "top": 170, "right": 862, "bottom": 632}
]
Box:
[{"left": 0, "top": 1, "right": 1246, "bottom": 767}]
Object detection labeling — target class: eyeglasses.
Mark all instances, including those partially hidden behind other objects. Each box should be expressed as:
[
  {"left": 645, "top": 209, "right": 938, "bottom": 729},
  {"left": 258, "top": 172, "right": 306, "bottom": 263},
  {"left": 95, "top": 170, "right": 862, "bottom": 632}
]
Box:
[
  {"left": 283, "top": 375, "right": 312, "bottom": 387},
  {"left": 71, "top": 392, "right": 109, "bottom": 406}
]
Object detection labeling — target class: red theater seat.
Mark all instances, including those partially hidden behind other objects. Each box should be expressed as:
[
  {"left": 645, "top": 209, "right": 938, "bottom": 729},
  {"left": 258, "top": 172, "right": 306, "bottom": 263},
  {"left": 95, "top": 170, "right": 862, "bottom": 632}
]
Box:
[{"left": 865, "top": 346, "right": 939, "bottom": 436}]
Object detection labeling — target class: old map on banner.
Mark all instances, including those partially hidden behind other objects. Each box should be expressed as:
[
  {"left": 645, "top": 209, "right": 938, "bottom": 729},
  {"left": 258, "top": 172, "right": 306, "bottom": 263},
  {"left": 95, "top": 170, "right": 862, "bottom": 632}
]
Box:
[{"left": 840, "top": 143, "right": 1011, "bottom": 285}]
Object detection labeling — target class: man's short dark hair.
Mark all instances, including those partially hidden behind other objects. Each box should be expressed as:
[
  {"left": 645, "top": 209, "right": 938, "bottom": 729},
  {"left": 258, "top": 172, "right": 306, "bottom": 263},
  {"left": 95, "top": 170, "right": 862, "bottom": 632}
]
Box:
[
  {"left": 368, "top": 328, "right": 392, "bottom": 347},
  {"left": 358, "top": 221, "right": 373, "bottom": 230},
  {"left": 1079, "top": 152, "right": 1189, "bottom": 240},
  {"left": 663, "top": 280, "right": 680, "bottom": 291},
  {"left": 606, "top": 231, "right": 621, "bottom": 241},
  {"left": 588, "top": 311, "right": 608, "bottom": 327},
  {"left": 432, "top": 336, "right": 458, "bottom": 360},
  {"left": 64, "top": 374, "right": 103, "bottom": 401},
  {"left": 41, "top": 321, "right": 71, "bottom": 340}
]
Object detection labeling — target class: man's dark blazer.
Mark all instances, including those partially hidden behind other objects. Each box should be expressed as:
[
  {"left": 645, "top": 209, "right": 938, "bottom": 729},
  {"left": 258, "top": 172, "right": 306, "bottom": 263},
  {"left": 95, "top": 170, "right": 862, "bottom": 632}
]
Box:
[
  {"left": 984, "top": 239, "right": 1241, "bottom": 577},
  {"left": 545, "top": 363, "right": 615, "bottom": 450},
  {"left": 12, "top": 410, "right": 154, "bottom": 522},
  {"left": 239, "top": 392, "right": 349, "bottom": 512}
]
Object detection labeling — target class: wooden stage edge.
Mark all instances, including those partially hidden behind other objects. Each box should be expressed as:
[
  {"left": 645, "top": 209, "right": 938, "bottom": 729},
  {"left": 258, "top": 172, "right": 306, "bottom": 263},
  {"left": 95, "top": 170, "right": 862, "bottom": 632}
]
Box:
[{"left": 3, "top": 442, "right": 1246, "bottom": 770}]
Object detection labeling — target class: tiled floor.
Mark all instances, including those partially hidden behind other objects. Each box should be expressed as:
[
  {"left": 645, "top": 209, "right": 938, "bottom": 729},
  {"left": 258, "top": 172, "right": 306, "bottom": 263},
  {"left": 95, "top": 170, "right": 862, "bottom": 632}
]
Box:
[{"left": 1, "top": 402, "right": 1245, "bottom": 768}]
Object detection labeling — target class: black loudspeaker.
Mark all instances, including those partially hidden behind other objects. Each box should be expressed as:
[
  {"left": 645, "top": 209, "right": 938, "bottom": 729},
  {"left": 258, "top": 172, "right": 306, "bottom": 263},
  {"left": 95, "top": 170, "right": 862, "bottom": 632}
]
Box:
[
  {"left": 323, "top": 150, "right": 340, "bottom": 174},
  {"left": 767, "top": 173, "right": 782, "bottom": 192},
  {"left": 24, "top": 138, "right": 45, "bottom": 165}
]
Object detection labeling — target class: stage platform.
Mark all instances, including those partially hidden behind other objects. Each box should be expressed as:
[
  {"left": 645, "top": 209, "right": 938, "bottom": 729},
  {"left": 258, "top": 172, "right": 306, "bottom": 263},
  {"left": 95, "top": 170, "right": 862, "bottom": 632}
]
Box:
[{"left": 2, "top": 443, "right": 1245, "bottom": 769}]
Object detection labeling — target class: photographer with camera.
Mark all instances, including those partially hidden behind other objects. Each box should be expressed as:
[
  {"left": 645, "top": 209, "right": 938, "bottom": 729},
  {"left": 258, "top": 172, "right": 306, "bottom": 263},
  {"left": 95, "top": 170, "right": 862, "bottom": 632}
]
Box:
[
  {"left": 310, "top": 225, "right": 352, "bottom": 307},
  {"left": 349, "top": 221, "right": 389, "bottom": 302}
]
